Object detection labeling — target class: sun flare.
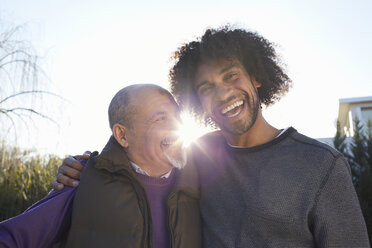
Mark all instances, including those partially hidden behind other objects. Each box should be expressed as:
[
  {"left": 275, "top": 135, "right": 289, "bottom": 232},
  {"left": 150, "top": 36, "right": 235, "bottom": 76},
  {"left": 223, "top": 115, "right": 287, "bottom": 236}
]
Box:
[{"left": 177, "top": 112, "right": 215, "bottom": 147}]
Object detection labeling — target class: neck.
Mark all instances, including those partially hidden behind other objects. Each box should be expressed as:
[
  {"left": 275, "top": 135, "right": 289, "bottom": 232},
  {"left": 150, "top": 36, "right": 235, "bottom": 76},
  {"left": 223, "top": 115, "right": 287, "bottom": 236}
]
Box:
[
  {"left": 135, "top": 162, "right": 173, "bottom": 178},
  {"left": 222, "top": 109, "right": 280, "bottom": 147},
  {"left": 126, "top": 153, "right": 173, "bottom": 178}
]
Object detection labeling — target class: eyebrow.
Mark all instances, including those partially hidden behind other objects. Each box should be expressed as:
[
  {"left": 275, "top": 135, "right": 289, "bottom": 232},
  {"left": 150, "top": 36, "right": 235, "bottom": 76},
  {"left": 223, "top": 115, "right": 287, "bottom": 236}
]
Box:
[
  {"left": 195, "top": 80, "right": 208, "bottom": 90},
  {"left": 147, "top": 111, "right": 166, "bottom": 122},
  {"left": 219, "top": 62, "right": 238, "bottom": 75},
  {"left": 195, "top": 62, "right": 239, "bottom": 90}
]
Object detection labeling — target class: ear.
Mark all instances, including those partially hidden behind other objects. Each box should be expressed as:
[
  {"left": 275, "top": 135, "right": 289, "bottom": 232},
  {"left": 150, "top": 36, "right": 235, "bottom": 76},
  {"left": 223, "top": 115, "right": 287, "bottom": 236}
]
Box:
[
  {"left": 252, "top": 78, "right": 262, "bottom": 88},
  {"left": 112, "top": 124, "right": 129, "bottom": 148}
]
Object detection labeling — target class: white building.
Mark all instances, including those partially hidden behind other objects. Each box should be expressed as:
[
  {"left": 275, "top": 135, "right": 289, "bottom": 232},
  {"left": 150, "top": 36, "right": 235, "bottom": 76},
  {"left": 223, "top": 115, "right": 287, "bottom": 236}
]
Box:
[
  {"left": 338, "top": 96, "right": 372, "bottom": 137},
  {"left": 317, "top": 96, "right": 372, "bottom": 148}
]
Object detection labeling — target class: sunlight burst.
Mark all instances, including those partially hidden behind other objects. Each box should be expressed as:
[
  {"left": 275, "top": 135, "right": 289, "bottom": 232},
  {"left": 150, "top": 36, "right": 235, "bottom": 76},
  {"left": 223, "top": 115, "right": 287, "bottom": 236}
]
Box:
[{"left": 177, "top": 112, "right": 214, "bottom": 147}]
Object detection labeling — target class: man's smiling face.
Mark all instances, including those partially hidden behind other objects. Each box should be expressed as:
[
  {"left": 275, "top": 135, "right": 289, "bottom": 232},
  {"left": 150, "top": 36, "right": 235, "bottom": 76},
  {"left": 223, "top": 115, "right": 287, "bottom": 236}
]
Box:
[
  {"left": 125, "top": 88, "right": 185, "bottom": 176},
  {"left": 194, "top": 59, "right": 261, "bottom": 135}
]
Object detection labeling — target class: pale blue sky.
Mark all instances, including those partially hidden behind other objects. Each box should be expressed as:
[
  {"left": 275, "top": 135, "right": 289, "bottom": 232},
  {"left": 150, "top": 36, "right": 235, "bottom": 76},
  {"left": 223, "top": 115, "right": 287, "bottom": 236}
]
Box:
[{"left": 1, "top": 0, "right": 371, "bottom": 156}]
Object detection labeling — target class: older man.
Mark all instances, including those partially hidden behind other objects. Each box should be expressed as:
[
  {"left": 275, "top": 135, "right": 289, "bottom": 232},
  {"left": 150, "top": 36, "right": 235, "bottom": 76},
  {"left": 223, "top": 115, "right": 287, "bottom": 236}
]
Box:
[
  {"left": 57, "top": 26, "right": 369, "bottom": 247},
  {"left": 0, "top": 84, "right": 201, "bottom": 248},
  {"left": 65, "top": 84, "right": 201, "bottom": 247}
]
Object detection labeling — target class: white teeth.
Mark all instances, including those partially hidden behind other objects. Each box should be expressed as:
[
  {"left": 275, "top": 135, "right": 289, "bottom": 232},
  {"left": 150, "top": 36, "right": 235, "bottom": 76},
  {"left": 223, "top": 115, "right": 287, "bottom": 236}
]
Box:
[
  {"left": 221, "top": 100, "right": 244, "bottom": 115},
  {"left": 163, "top": 137, "right": 178, "bottom": 146}
]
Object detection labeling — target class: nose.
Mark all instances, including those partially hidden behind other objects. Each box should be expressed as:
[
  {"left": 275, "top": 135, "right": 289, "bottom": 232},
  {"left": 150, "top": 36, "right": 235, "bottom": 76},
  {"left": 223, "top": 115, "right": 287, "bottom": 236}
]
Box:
[{"left": 214, "top": 83, "right": 231, "bottom": 102}]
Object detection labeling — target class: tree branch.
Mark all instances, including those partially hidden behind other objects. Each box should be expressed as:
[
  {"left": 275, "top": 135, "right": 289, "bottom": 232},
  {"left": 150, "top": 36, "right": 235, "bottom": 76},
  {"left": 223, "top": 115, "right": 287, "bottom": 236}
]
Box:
[
  {"left": 0, "top": 90, "right": 66, "bottom": 105},
  {"left": 0, "top": 49, "right": 34, "bottom": 63},
  {"left": 0, "top": 59, "right": 33, "bottom": 69},
  {"left": 0, "top": 111, "right": 17, "bottom": 137},
  {"left": 4, "top": 107, "right": 58, "bottom": 125}
]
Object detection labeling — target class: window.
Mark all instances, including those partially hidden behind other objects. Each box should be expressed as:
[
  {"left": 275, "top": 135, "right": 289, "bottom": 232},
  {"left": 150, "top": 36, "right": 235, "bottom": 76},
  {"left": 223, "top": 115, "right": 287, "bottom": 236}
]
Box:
[{"left": 361, "top": 107, "right": 372, "bottom": 126}]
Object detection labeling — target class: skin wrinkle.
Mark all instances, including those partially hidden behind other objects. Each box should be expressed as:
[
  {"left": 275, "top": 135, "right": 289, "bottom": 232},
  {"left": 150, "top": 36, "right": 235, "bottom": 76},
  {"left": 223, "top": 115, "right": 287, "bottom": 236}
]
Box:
[
  {"left": 195, "top": 59, "right": 262, "bottom": 138},
  {"left": 110, "top": 84, "right": 186, "bottom": 177},
  {"left": 170, "top": 27, "right": 291, "bottom": 129}
]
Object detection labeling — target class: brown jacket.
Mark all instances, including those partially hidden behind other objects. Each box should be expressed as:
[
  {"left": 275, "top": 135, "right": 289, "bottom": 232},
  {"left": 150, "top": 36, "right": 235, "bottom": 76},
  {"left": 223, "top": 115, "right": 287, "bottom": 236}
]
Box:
[{"left": 65, "top": 136, "right": 202, "bottom": 248}]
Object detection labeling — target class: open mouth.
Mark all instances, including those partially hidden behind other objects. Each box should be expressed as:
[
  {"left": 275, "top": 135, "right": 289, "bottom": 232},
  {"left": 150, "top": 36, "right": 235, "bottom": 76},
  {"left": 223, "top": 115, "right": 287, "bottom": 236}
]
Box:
[
  {"left": 220, "top": 100, "right": 244, "bottom": 118},
  {"left": 161, "top": 136, "right": 184, "bottom": 161},
  {"left": 161, "top": 136, "right": 182, "bottom": 149}
]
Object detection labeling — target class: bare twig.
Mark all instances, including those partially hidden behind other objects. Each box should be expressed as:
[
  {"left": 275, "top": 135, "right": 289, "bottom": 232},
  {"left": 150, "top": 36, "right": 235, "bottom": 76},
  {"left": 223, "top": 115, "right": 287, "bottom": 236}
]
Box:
[
  {"left": 0, "top": 21, "right": 64, "bottom": 141},
  {"left": 4, "top": 107, "right": 58, "bottom": 125},
  {"left": 0, "top": 90, "right": 66, "bottom": 105}
]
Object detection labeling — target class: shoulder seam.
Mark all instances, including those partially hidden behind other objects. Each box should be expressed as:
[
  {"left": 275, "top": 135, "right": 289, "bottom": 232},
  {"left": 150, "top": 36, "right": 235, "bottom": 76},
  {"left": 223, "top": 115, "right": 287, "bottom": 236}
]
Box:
[
  {"left": 287, "top": 133, "right": 339, "bottom": 159},
  {"left": 308, "top": 154, "right": 345, "bottom": 218}
]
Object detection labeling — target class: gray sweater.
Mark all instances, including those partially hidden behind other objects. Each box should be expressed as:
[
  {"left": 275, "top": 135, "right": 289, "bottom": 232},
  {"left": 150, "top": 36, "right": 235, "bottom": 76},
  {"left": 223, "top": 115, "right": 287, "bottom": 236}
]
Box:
[{"left": 190, "top": 127, "right": 369, "bottom": 248}]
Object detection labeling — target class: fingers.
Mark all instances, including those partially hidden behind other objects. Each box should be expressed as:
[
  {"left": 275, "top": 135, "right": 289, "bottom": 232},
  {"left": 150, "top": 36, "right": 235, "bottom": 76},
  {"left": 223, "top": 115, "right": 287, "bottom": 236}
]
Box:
[
  {"left": 53, "top": 154, "right": 86, "bottom": 190},
  {"left": 82, "top": 151, "right": 92, "bottom": 159},
  {"left": 52, "top": 179, "right": 64, "bottom": 190},
  {"left": 57, "top": 172, "right": 80, "bottom": 187},
  {"left": 58, "top": 164, "right": 82, "bottom": 180},
  {"left": 73, "top": 151, "right": 92, "bottom": 161},
  {"left": 63, "top": 157, "right": 84, "bottom": 172}
]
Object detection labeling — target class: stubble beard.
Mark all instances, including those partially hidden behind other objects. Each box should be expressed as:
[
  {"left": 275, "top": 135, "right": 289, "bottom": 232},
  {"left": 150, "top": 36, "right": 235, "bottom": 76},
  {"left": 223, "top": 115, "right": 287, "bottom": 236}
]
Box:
[
  {"left": 219, "top": 93, "right": 260, "bottom": 135},
  {"left": 163, "top": 146, "right": 187, "bottom": 169}
]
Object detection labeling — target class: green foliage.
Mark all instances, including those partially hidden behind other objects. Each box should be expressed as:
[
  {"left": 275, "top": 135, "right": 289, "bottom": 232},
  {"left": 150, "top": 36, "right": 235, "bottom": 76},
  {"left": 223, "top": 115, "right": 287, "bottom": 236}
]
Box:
[
  {"left": 0, "top": 140, "right": 61, "bottom": 221},
  {"left": 334, "top": 120, "right": 372, "bottom": 242},
  {"left": 349, "top": 120, "right": 368, "bottom": 186},
  {"left": 334, "top": 121, "right": 347, "bottom": 153}
]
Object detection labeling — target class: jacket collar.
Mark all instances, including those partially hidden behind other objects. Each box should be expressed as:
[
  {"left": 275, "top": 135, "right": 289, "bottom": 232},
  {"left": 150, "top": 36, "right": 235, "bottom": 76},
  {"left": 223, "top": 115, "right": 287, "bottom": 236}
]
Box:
[
  {"left": 95, "top": 135, "right": 133, "bottom": 174},
  {"left": 95, "top": 135, "right": 200, "bottom": 199}
]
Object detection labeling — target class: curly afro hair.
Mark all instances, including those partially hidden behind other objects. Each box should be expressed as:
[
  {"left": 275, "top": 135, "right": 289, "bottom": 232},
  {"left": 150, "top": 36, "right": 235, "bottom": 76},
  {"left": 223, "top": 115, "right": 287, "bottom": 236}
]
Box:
[{"left": 169, "top": 25, "right": 291, "bottom": 125}]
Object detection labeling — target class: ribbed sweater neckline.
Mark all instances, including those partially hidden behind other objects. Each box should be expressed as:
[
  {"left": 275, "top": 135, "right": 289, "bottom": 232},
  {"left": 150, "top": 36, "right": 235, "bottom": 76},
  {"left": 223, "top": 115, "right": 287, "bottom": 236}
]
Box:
[{"left": 225, "top": 127, "right": 296, "bottom": 153}]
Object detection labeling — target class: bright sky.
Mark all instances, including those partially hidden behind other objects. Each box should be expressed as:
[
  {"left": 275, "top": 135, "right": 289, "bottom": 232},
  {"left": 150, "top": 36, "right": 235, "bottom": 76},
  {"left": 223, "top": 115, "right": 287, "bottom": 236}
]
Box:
[{"left": 1, "top": 0, "right": 371, "bottom": 157}]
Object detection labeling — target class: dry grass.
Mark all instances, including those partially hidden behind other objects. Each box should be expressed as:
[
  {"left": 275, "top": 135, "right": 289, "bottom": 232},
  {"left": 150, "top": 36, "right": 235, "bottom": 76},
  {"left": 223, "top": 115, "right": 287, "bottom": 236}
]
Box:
[{"left": 0, "top": 140, "right": 61, "bottom": 221}]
